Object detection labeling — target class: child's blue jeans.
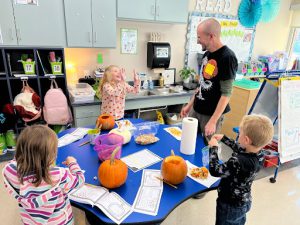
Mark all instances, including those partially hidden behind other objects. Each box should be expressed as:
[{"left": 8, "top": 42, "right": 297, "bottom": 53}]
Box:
[{"left": 215, "top": 199, "right": 251, "bottom": 225}]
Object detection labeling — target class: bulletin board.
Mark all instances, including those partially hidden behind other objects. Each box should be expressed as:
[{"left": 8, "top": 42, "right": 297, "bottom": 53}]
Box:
[
  {"left": 185, "top": 12, "right": 256, "bottom": 72},
  {"left": 278, "top": 78, "right": 300, "bottom": 163}
]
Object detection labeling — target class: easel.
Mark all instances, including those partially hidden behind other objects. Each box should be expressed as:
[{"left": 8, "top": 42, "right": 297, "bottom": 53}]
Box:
[{"left": 246, "top": 70, "right": 300, "bottom": 183}]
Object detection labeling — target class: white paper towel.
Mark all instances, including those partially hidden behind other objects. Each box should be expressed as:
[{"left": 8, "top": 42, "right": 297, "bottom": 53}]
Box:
[{"left": 180, "top": 117, "right": 198, "bottom": 155}]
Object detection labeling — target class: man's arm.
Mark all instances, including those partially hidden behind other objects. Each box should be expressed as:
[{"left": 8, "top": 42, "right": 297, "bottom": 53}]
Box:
[
  {"left": 205, "top": 95, "right": 230, "bottom": 136},
  {"left": 180, "top": 92, "right": 196, "bottom": 118}
]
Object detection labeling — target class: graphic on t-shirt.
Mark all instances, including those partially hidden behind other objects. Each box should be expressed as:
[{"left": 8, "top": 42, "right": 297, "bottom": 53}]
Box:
[
  {"left": 203, "top": 59, "right": 218, "bottom": 79},
  {"left": 197, "top": 56, "right": 213, "bottom": 100}
]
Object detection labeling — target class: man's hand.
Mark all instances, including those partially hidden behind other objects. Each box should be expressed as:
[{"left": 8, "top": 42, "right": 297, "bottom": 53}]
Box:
[
  {"left": 180, "top": 104, "right": 191, "bottom": 118},
  {"left": 205, "top": 120, "right": 217, "bottom": 137}
]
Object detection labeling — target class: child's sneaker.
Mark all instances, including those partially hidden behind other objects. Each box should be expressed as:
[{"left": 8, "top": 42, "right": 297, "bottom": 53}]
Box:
[{"left": 0, "top": 133, "right": 7, "bottom": 155}]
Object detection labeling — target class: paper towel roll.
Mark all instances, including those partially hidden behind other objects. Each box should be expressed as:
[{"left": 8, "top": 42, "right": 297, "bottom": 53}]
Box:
[{"left": 180, "top": 117, "right": 198, "bottom": 155}]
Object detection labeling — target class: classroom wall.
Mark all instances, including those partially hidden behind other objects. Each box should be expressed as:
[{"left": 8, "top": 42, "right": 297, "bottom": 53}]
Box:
[{"left": 65, "top": 0, "right": 294, "bottom": 84}]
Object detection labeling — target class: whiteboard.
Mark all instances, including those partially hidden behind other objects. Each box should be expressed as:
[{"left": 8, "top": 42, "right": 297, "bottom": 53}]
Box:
[
  {"left": 249, "top": 81, "right": 278, "bottom": 122},
  {"left": 185, "top": 12, "right": 255, "bottom": 72},
  {"left": 279, "top": 79, "right": 300, "bottom": 163}
]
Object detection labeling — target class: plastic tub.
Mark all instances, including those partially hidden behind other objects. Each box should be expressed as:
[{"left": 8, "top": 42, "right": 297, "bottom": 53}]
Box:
[
  {"left": 94, "top": 133, "right": 124, "bottom": 161},
  {"left": 68, "top": 83, "right": 95, "bottom": 104}
]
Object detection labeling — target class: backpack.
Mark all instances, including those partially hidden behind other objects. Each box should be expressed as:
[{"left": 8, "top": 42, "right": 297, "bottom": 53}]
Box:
[
  {"left": 43, "top": 79, "right": 72, "bottom": 125},
  {"left": 13, "top": 80, "right": 41, "bottom": 123}
]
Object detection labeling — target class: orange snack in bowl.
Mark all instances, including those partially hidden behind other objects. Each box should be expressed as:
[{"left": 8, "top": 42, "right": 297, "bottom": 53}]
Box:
[{"left": 190, "top": 167, "right": 209, "bottom": 179}]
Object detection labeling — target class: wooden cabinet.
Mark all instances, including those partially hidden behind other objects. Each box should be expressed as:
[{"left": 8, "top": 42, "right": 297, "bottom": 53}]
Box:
[
  {"left": 117, "top": 0, "right": 189, "bottom": 23},
  {"left": 64, "top": 0, "right": 116, "bottom": 48},
  {"left": 11, "top": 0, "right": 66, "bottom": 46},
  {"left": 221, "top": 86, "right": 260, "bottom": 139}
]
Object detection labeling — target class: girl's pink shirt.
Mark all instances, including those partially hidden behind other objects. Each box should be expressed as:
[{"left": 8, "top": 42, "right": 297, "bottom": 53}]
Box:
[{"left": 101, "top": 81, "right": 139, "bottom": 119}]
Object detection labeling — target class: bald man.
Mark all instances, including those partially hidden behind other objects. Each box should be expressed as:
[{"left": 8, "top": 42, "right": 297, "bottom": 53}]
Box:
[{"left": 181, "top": 18, "right": 238, "bottom": 143}]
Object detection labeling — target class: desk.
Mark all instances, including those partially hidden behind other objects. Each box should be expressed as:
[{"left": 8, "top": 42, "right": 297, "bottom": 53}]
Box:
[{"left": 56, "top": 119, "right": 220, "bottom": 224}]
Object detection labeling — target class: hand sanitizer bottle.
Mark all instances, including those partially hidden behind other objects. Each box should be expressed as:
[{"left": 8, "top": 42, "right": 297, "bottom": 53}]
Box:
[
  {"left": 149, "top": 77, "right": 154, "bottom": 90},
  {"left": 143, "top": 76, "right": 149, "bottom": 90}
]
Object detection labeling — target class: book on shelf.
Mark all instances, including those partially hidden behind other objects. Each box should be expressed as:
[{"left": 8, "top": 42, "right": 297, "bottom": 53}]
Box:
[{"left": 69, "top": 184, "right": 132, "bottom": 224}]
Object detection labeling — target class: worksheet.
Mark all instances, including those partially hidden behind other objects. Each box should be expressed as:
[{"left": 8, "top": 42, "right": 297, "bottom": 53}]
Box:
[
  {"left": 69, "top": 185, "right": 132, "bottom": 224},
  {"left": 121, "top": 149, "right": 162, "bottom": 172},
  {"left": 133, "top": 169, "right": 163, "bottom": 216},
  {"left": 58, "top": 128, "right": 90, "bottom": 147}
]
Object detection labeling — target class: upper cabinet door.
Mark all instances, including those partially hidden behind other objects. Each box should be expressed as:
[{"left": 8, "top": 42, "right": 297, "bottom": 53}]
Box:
[
  {"left": 92, "top": 0, "right": 116, "bottom": 48},
  {"left": 64, "top": 0, "right": 93, "bottom": 47},
  {"left": 13, "top": 0, "right": 66, "bottom": 46},
  {"left": 155, "top": 0, "right": 189, "bottom": 23},
  {"left": 117, "top": 0, "right": 156, "bottom": 21},
  {"left": 0, "top": 0, "right": 18, "bottom": 45}
]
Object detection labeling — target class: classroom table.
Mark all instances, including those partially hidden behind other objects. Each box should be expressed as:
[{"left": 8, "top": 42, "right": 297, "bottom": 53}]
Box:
[{"left": 56, "top": 119, "right": 220, "bottom": 225}]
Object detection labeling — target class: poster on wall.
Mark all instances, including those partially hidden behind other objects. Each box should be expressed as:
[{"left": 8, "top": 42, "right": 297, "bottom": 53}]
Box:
[
  {"left": 121, "top": 28, "right": 138, "bottom": 54},
  {"left": 185, "top": 12, "right": 255, "bottom": 72}
]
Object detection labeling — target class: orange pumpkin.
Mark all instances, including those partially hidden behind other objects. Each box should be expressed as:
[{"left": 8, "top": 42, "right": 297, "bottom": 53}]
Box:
[
  {"left": 161, "top": 150, "right": 187, "bottom": 185},
  {"left": 97, "top": 114, "right": 115, "bottom": 130},
  {"left": 98, "top": 147, "right": 128, "bottom": 189}
]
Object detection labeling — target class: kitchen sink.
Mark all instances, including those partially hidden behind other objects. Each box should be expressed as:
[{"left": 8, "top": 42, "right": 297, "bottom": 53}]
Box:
[
  {"left": 152, "top": 87, "right": 186, "bottom": 95},
  {"left": 127, "top": 90, "right": 157, "bottom": 98}
]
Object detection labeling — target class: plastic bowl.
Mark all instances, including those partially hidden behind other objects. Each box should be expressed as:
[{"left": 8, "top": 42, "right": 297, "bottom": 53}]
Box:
[{"left": 94, "top": 133, "right": 124, "bottom": 161}]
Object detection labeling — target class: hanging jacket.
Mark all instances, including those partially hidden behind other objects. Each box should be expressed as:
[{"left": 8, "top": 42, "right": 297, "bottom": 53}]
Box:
[{"left": 2, "top": 160, "right": 85, "bottom": 225}]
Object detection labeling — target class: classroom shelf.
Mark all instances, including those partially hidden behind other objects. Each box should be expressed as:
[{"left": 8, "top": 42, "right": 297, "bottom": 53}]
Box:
[{"left": 0, "top": 47, "right": 70, "bottom": 135}]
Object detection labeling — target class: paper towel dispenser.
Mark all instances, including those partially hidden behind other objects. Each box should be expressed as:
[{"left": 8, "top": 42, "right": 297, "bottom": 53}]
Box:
[{"left": 147, "top": 42, "right": 171, "bottom": 69}]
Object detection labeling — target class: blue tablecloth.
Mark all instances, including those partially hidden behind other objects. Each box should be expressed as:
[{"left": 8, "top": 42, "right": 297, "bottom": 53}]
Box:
[{"left": 56, "top": 119, "right": 220, "bottom": 224}]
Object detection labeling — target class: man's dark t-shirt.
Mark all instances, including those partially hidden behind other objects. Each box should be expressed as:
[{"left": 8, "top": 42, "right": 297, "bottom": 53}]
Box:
[{"left": 194, "top": 45, "right": 238, "bottom": 116}]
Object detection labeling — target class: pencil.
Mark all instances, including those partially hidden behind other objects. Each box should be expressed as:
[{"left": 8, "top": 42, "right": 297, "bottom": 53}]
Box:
[
  {"left": 78, "top": 140, "right": 90, "bottom": 147},
  {"left": 156, "top": 176, "right": 177, "bottom": 189}
]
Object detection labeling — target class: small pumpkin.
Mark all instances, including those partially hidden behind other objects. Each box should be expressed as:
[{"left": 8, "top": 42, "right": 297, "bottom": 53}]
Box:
[
  {"left": 109, "top": 128, "right": 132, "bottom": 144},
  {"left": 98, "top": 147, "right": 128, "bottom": 189},
  {"left": 97, "top": 114, "right": 115, "bottom": 130},
  {"left": 161, "top": 150, "right": 187, "bottom": 185}
]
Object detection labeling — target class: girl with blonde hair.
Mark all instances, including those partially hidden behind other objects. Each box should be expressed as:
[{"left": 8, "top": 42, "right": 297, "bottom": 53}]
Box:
[{"left": 99, "top": 65, "right": 140, "bottom": 120}]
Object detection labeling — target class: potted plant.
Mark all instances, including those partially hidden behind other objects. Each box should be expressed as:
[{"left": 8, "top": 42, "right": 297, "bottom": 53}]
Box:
[{"left": 179, "top": 67, "right": 196, "bottom": 84}]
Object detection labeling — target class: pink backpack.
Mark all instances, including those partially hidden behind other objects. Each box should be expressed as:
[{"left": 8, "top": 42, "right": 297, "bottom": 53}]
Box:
[{"left": 43, "top": 80, "right": 72, "bottom": 125}]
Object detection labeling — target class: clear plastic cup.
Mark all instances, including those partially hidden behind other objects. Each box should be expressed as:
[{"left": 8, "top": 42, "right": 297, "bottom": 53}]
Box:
[{"left": 202, "top": 146, "right": 209, "bottom": 168}]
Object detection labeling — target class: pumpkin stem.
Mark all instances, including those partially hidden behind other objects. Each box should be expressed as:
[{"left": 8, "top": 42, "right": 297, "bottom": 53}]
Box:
[
  {"left": 171, "top": 149, "right": 175, "bottom": 156},
  {"left": 110, "top": 146, "right": 121, "bottom": 165}
]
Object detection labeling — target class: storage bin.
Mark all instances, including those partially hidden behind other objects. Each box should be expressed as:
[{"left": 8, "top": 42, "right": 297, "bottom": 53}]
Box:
[
  {"left": 68, "top": 83, "right": 95, "bottom": 104},
  {"left": 21, "top": 61, "right": 35, "bottom": 74},
  {"left": 50, "top": 62, "right": 62, "bottom": 74}
]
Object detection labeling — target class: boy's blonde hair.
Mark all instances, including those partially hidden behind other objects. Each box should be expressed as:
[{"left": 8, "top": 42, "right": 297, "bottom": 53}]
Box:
[
  {"left": 15, "top": 125, "right": 58, "bottom": 187},
  {"left": 240, "top": 114, "right": 274, "bottom": 148},
  {"left": 99, "top": 65, "right": 119, "bottom": 94}
]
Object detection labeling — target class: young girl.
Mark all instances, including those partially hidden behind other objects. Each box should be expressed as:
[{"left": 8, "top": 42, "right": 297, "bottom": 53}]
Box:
[
  {"left": 99, "top": 65, "right": 140, "bottom": 120},
  {"left": 2, "top": 125, "right": 85, "bottom": 225}
]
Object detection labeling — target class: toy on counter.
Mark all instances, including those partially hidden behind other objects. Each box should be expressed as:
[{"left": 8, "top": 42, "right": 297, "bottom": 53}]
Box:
[
  {"left": 258, "top": 51, "right": 288, "bottom": 73},
  {"left": 239, "top": 60, "right": 267, "bottom": 77}
]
